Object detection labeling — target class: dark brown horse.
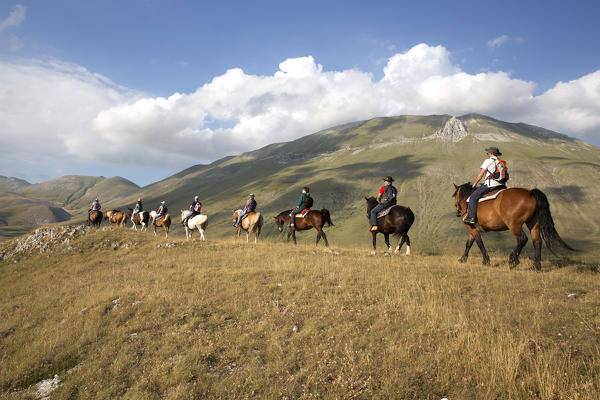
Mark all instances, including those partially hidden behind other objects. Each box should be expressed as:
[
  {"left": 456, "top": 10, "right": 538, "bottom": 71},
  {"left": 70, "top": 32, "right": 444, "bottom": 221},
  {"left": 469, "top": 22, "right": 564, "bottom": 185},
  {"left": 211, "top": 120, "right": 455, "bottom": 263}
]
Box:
[
  {"left": 127, "top": 208, "right": 150, "bottom": 232},
  {"left": 88, "top": 210, "right": 103, "bottom": 227},
  {"left": 365, "top": 197, "right": 414, "bottom": 255},
  {"left": 274, "top": 209, "right": 333, "bottom": 246},
  {"left": 104, "top": 209, "right": 128, "bottom": 227},
  {"left": 453, "top": 183, "right": 576, "bottom": 270}
]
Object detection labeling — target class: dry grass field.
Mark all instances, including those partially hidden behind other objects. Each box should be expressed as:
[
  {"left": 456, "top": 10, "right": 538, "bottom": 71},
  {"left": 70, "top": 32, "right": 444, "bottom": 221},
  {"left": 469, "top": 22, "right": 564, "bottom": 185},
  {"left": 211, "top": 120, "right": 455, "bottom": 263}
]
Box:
[{"left": 1, "top": 227, "right": 599, "bottom": 399}]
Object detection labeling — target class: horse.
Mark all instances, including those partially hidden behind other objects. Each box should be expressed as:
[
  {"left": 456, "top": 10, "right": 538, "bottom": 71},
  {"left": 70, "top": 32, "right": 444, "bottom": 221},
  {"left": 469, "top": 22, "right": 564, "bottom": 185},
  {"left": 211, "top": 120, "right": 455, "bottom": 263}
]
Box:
[
  {"left": 274, "top": 209, "right": 334, "bottom": 246},
  {"left": 365, "top": 197, "right": 414, "bottom": 255},
  {"left": 88, "top": 210, "right": 103, "bottom": 227},
  {"left": 127, "top": 208, "right": 149, "bottom": 232},
  {"left": 180, "top": 210, "right": 208, "bottom": 241},
  {"left": 453, "top": 183, "right": 576, "bottom": 270},
  {"left": 104, "top": 209, "right": 128, "bottom": 227},
  {"left": 232, "top": 210, "right": 263, "bottom": 243},
  {"left": 150, "top": 210, "right": 171, "bottom": 238}
]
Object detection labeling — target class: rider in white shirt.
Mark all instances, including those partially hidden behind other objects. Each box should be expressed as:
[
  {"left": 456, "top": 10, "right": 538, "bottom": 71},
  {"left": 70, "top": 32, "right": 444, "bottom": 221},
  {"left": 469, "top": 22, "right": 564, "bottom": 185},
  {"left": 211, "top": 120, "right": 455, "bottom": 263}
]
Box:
[{"left": 464, "top": 147, "right": 503, "bottom": 226}]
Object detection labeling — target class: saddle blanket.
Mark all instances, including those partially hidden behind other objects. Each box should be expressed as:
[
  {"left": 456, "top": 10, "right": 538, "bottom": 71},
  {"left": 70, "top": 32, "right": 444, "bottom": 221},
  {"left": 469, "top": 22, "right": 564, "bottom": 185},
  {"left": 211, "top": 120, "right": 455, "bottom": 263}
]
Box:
[
  {"left": 290, "top": 209, "right": 311, "bottom": 218},
  {"left": 467, "top": 189, "right": 505, "bottom": 203},
  {"left": 377, "top": 205, "right": 395, "bottom": 218}
]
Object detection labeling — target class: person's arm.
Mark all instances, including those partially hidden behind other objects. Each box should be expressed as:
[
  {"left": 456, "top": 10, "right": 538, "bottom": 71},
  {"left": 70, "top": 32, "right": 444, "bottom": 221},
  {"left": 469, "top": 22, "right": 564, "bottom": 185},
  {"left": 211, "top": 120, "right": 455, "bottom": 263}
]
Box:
[
  {"left": 297, "top": 194, "right": 304, "bottom": 208},
  {"left": 377, "top": 187, "right": 385, "bottom": 202},
  {"left": 473, "top": 168, "right": 486, "bottom": 187}
]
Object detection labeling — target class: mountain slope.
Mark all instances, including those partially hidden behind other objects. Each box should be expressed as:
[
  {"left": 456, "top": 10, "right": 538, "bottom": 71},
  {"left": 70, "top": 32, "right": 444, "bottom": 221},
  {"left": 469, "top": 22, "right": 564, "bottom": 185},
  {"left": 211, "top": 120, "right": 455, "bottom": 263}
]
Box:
[
  {"left": 103, "top": 114, "right": 599, "bottom": 257},
  {"left": 17, "top": 175, "right": 140, "bottom": 210},
  {"left": 0, "top": 176, "right": 31, "bottom": 191}
]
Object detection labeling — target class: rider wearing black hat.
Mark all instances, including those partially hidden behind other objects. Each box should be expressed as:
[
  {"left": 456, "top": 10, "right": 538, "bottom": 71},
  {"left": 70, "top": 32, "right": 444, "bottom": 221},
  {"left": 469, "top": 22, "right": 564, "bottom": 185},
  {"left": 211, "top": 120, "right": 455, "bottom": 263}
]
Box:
[
  {"left": 464, "top": 147, "right": 504, "bottom": 226},
  {"left": 370, "top": 176, "right": 397, "bottom": 231}
]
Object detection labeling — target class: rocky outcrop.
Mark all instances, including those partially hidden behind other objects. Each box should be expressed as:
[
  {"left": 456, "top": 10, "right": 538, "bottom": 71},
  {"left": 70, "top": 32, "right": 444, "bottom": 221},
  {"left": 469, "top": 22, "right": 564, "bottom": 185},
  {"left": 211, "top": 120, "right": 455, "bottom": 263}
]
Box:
[
  {"left": 431, "top": 117, "right": 468, "bottom": 142},
  {"left": 1, "top": 225, "right": 91, "bottom": 261}
]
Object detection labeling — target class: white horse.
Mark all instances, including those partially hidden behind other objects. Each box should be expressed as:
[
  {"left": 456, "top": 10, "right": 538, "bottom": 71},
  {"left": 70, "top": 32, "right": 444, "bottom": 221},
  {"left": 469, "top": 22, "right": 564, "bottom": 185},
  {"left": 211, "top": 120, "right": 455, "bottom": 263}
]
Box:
[{"left": 180, "top": 210, "right": 208, "bottom": 240}]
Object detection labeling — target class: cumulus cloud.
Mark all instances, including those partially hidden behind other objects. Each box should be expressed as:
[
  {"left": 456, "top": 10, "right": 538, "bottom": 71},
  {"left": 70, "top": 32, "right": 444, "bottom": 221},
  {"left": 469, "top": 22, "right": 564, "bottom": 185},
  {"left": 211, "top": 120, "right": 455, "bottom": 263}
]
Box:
[
  {"left": 487, "top": 34, "right": 523, "bottom": 48},
  {"left": 0, "top": 4, "right": 26, "bottom": 31},
  {"left": 1, "top": 43, "right": 600, "bottom": 181}
]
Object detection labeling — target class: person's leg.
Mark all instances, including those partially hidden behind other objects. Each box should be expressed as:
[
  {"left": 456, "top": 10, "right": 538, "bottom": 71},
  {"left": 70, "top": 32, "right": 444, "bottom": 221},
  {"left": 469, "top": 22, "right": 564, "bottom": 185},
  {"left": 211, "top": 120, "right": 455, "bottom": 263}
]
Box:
[
  {"left": 467, "top": 185, "right": 490, "bottom": 221},
  {"left": 370, "top": 203, "right": 385, "bottom": 226},
  {"left": 236, "top": 212, "right": 245, "bottom": 227}
]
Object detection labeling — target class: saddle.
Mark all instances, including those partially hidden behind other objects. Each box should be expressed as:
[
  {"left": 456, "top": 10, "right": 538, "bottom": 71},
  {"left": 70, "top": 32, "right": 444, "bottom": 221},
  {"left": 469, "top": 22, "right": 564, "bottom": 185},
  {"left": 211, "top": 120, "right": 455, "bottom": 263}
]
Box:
[
  {"left": 376, "top": 205, "right": 396, "bottom": 218},
  {"left": 290, "top": 209, "right": 311, "bottom": 218},
  {"left": 467, "top": 186, "right": 506, "bottom": 203}
]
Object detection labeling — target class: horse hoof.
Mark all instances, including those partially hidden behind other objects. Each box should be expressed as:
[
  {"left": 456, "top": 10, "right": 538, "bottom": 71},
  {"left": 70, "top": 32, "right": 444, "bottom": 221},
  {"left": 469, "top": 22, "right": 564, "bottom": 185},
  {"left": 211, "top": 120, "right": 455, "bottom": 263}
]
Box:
[
  {"left": 458, "top": 257, "right": 467, "bottom": 263},
  {"left": 384, "top": 252, "right": 390, "bottom": 257},
  {"left": 483, "top": 259, "right": 491, "bottom": 266},
  {"left": 370, "top": 251, "right": 376, "bottom": 256}
]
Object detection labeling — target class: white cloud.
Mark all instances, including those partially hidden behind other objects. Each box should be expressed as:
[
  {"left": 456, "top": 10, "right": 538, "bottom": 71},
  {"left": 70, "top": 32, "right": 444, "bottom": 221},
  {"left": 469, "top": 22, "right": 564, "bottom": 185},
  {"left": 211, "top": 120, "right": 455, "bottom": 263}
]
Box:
[
  {"left": 487, "top": 34, "right": 523, "bottom": 48},
  {"left": 1, "top": 43, "right": 600, "bottom": 181},
  {"left": 0, "top": 4, "right": 26, "bottom": 31}
]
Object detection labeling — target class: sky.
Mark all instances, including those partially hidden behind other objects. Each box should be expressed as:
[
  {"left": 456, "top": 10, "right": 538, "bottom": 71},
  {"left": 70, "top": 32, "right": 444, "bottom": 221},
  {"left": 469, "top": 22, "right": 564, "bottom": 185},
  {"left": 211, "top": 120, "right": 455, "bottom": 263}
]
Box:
[{"left": 1, "top": 0, "right": 599, "bottom": 186}]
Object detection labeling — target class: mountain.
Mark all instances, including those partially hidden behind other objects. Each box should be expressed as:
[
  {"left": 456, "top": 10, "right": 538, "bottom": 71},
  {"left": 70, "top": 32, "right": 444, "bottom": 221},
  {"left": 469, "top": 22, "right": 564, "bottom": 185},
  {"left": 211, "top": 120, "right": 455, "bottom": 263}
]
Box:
[
  {"left": 17, "top": 175, "right": 140, "bottom": 210},
  {"left": 0, "top": 176, "right": 31, "bottom": 191},
  {"left": 0, "top": 176, "right": 139, "bottom": 240},
  {"left": 2, "top": 114, "right": 599, "bottom": 258},
  {"left": 104, "top": 113, "right": 599, "bottom": 256}
]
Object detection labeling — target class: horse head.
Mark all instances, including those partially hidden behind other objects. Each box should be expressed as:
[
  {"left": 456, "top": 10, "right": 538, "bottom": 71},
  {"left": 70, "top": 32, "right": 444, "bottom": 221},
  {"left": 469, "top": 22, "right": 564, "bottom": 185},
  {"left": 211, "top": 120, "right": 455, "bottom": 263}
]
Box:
[
  {"left": 274, "top": 210, "right": 291, "bottom": 232},
  {"left": 365, "top": 197, "right": 378, "bottom": 217},
  {"left": 452, "top": 183, "right": 472, "bottom": 218},
  {"left": 180, "top": 210, "right": 187, "bottom": 221}
]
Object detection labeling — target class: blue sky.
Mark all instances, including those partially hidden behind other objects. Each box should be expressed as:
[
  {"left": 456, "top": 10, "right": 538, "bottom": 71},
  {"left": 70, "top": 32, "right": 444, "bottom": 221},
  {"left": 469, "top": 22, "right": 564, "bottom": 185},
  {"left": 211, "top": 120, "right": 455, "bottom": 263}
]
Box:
[{"left": 1, "top": 0, "right": 599, "bottom": 185}]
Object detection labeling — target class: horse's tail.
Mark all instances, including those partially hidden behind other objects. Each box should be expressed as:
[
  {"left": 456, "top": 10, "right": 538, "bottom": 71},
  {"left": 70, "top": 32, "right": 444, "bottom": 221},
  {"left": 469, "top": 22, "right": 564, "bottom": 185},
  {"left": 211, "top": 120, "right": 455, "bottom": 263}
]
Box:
[
  {"left": 201, "top": 215, "right": 208, "bottom": 230},
  {"left": 321, "top": 209, "right": 334, "bottom": 226},
  {"left": 256, "top": 213, "right": 263, "bottom": 236},
  {"left": 531, "top": 189, "right": 577, "bottom": 254}
]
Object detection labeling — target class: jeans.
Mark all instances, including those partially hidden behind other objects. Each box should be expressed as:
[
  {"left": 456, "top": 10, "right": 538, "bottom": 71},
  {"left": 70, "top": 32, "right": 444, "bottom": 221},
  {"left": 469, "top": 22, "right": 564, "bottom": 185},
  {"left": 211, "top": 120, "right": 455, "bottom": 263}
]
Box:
[
  {"left": 467, "top": 185, "right": 492, "bottom": 219},
  {"left": 290, "top": 206, "right": 306, "bottom": 226},
  {"left": 236, "top": 211, "right": 247, "bottom": 226},
  {"left": 152, "top": 214, "right": 163, "bottom": 225},
  {"left": 370, "top": 203, "right": 387, "bottom": 226}
]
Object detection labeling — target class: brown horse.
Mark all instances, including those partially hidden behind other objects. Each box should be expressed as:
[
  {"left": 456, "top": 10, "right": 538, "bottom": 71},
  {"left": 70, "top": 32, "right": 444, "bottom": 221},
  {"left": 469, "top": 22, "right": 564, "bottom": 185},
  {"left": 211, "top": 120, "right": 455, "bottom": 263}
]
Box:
[
  {"left": 365, "top": 197, "right": 414, "bottom": 255},
  {"left": 150, "top": 211, "right": 171, "bottom": 238},
  {"left": 453, "top": 183, "right": 576, "bottom": 270},
  {"left": 274, "top": 209, "right": 333, "bottom": 246},
  {"left": 88, "top": 210, "right": 103, "bottom": 227},
  {"left": 233, "top": 210, "right": 263, "bottom": 243},
  {"left": 104, "top": 209, "right": 128, "bottom": 227},
  {"left": 127, "top": 208, "right": 149, "bottom": 232}
]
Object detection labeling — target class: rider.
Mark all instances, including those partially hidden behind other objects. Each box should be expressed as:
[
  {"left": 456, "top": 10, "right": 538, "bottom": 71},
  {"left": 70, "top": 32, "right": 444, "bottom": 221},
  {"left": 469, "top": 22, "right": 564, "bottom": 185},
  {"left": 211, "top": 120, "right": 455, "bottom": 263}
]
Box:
[
  {"left": 234, "top": 193, "right": 257, "bottom": 227},
  {"left": 370, "top": 176, "right": 397, "bottom": 231},
  {"left": 131, "top": 198, "right": 143, "bottom": 221},
  {"left": 290, "top": 187, "right": 311, "bottom": 228},
  {"left": 88, "top": 198, "right": 101, "bottom": 220},
  {"left": 152, "top": 201, "right": 167, "bottom": 226},
  {"left": 183, "top": 196, "right": 202, "bottom": 226},
  {"left": 464, "top": 147, "right": 504, "bottom": 226}
]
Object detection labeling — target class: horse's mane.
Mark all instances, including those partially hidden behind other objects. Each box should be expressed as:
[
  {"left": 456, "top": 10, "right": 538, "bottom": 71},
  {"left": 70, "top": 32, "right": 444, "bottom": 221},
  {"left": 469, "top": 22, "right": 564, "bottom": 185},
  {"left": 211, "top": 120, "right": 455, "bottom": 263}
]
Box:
[{"left": 452, "top": 183, "right": 473, "bottom": 199}]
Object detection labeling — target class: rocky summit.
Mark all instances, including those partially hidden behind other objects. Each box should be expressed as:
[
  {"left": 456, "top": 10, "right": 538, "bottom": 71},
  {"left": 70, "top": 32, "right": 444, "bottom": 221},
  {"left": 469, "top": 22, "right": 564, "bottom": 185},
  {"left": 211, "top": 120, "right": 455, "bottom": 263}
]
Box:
[{"left": 430, "top": 116, "right": 468, "bottom": 141}]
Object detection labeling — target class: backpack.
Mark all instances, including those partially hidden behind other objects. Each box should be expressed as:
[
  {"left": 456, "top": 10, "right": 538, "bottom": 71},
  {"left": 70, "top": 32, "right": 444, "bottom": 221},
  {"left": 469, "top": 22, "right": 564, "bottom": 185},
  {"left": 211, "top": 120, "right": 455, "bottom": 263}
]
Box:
[
  {"left": 490, "top": 159, "right": 509, "bottom": 184},
  {"left": 303, "top": 195, "right": 314, "bottom": 208},
  {"left": 381, "top": 185, "right": 397, "bottom": 205},
  {"left": 193, "top": 202, "right": 202, "bottom": 212}
]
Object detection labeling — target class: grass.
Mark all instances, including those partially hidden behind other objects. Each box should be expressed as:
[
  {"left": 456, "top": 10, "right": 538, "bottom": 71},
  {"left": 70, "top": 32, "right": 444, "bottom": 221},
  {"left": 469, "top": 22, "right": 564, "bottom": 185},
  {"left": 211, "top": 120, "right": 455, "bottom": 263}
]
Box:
[{"left": 1, "top": 227, "right": 599, "bottom": 399}]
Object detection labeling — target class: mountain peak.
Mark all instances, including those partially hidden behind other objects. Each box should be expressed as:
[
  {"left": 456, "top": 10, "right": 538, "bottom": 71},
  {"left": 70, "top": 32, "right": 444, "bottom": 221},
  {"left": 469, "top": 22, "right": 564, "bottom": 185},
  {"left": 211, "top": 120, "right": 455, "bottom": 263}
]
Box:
[{"left": 431, "top": 116, "right": 468, "bottom": 142}]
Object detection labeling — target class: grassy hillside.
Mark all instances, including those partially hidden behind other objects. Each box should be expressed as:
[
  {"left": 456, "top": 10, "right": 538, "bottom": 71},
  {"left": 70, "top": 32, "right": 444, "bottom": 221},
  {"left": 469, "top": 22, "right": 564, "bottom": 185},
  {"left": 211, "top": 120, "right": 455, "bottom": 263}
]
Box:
[
  {"left": 0, "top": 228, "right": 598, "bottom": 398},
  {"left": 0, "top": 192, "right": 71, "bottom": 240},
  {"left": 100, "top": 114, "right": 600, "bottom": 261},
  {"left": 17, "top": 175, "right": 140, "bottom": 210},
  {"left": 0, "top": 176, "right": 30, "bottom": 192}
]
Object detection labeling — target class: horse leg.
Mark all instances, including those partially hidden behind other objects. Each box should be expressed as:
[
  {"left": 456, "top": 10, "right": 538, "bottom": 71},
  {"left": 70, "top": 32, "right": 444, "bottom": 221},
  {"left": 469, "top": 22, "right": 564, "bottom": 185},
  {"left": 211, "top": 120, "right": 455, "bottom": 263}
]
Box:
[
  {"left": 371, "top": 231, "right": 377, "bottom": 254},
  {"left": 404, "top": 235, "right": 411, "bottom": 255},
  {"left": 286, "top": 230, "right": 292, "bottom": 242},
  {"left": 474, "top": 233, "right": 490, "bottom": 265},
  {"left": 394, "top": 234, "right": 406, "bottom": 255},
  {"left": 165, "top": 226, "right": 169, "bottom": 238},
  {"left": 292, "top": 230, "right": 297, "bottom": 245},
  {"left": 527, "top": 220, "right": 542, "bottom": 271},
  {"left": 459, "top": 233, "right": 476, "bottom": 263},
  {"left": 154, "top": 225, "right": 157, "bottom": 236},
  {"left": 316, "top": 230, "right": 322, "bottom": 246},
  {"left": 246, "top": 230, "right": 249, "bottom": 243},
  {"left": 384, "top": 233, "right": 391, "bottom": 253},
  {"left": 509, "top": 231, "right": 528, "bottom": 269},
  {"left": 321, "top": 230, "right": 329, "bottom": 247}
]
